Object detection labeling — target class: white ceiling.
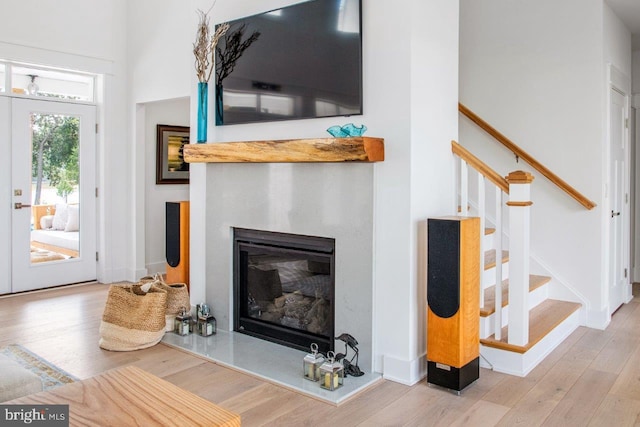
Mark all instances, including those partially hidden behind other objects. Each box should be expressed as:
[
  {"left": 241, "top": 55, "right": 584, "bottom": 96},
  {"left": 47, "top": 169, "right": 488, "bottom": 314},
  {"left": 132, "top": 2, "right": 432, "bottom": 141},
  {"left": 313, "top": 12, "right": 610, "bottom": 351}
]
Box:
[{"left": 606, "top": 0, "right": 640, "bottom": 49}]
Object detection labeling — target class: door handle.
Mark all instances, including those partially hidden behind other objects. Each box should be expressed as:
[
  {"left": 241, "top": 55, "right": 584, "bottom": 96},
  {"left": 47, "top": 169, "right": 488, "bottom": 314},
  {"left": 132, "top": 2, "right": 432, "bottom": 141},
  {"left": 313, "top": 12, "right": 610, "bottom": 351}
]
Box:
[
  {"left": 611, "top": 210, "right": 620, "bottom": 217},
  {"left": 14, "top": 202, "right": 32, "bottom": 210}
]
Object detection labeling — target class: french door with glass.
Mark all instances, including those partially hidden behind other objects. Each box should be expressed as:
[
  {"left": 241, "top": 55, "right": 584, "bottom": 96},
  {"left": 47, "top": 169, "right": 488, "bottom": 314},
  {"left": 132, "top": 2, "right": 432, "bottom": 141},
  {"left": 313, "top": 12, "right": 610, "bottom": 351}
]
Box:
[{"left": 10, "top": 98, "right": 96, "bottom": 292}]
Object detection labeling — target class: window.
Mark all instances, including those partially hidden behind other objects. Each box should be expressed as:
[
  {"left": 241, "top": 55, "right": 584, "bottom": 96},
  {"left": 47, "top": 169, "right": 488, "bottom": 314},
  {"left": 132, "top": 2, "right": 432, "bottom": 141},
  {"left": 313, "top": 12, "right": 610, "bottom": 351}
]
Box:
[{"left": 1, "top": 61, "right": 95, "bottom": 102}]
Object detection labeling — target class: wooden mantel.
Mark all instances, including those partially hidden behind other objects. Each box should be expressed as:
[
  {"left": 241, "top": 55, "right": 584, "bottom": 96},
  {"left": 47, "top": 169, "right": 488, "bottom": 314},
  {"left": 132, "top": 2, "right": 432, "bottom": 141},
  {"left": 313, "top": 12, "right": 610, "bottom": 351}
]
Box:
[{"left": 183, "top": 137, "right": 384, "bottom": 163}]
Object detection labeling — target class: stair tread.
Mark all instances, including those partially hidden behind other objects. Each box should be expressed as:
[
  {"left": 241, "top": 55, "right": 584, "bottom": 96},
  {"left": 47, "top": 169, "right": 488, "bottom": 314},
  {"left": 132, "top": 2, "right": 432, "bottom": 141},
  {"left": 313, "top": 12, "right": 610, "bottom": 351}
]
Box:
[
  {"left": 484, "top": 250, "right": 509, "bottom": 271},
  {"left": 480, "top": 274, "right": 550, "bottom": 316},
  {"left": 480, "top": 299, "right": 581, "bottom": 353},
  {"left": 485, "top": 227, "right": 495, "bottom": 236}
]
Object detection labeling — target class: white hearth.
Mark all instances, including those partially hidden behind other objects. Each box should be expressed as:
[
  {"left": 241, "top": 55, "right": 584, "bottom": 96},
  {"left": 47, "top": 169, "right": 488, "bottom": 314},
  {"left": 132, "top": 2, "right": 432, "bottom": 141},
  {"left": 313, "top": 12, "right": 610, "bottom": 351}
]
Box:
[{"left": 163, "top": 330, "right": 381, "bottom": 405}]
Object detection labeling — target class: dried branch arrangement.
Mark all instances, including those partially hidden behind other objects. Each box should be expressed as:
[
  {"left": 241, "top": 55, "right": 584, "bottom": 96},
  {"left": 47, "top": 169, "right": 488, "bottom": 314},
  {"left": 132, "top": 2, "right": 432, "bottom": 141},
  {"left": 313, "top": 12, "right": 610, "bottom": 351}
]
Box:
[
  {"left": 216, "top": 24, "right": 261, "bottom": 86},
  {"left": 193, "top": 6, "right": 230, "bottom": 83}
]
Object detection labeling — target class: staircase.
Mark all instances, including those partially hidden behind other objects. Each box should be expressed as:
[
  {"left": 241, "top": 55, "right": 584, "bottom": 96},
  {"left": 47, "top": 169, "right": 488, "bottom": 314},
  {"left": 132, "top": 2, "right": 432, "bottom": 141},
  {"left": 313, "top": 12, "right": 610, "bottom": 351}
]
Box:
[
  {"left": 452, "top": 140, "right": 583, "bottom": 377},
  {"left": 478, "top": 228, "right": 581, "bottom": 376}
]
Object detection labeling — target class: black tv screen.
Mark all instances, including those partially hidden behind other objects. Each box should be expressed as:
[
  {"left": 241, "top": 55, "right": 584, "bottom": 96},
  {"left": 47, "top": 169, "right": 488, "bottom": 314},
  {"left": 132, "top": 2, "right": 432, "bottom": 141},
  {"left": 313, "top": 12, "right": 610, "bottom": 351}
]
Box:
[{"left": 215, "top": 0, "right": 362, "bottom": 126}]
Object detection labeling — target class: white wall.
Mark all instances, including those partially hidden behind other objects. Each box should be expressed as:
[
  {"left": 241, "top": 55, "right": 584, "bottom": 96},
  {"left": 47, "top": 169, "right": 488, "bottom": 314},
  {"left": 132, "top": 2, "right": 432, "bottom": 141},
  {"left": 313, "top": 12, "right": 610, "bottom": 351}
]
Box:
[
  {"left": 460, "top": 0, "right": 609, "bottom": 326},
  {"left": 127, "top": 1, "right": 194, "bottom": 104},
  {"left": 633, "top": 50, "right": 640, "bottom": 94},
  {"left": 604, "top": 4, "right": 632, "bottom": 75},
  {"left": 0, "top": 0, "right": 130, "bottom": 285},
  {"left": 0, "top": 0, "right": 123, "bottom": 62},
  {"left": 143, "top": 98, "right": 190, "bottom": 275}
]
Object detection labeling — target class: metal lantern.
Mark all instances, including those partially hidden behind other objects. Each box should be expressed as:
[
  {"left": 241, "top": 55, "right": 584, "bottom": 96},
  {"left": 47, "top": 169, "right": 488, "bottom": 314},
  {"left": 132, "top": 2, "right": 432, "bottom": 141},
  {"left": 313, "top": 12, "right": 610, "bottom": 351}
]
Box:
[
  {"left": 303, "top": 343, "right": 325, "bottom": 382},
  {"left": 319, "top": 351, "right": 344, "bottom": 391},
  {"left": 174, "top": 307, "right": 190, "bottom": 336},
  {"left": 197, "top": 304, "right": 216, "bottom": 337}
]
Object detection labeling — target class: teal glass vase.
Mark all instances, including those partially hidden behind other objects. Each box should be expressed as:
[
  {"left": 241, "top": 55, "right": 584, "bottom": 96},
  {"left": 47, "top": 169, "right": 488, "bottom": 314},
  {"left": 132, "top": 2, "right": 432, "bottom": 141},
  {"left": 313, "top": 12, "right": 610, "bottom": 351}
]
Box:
[
  {"left": 326, "top": 123, "right": 367, "bottom": 138},
  {"left": 197, "top": 82, "right": 208, "bottom": 143}
]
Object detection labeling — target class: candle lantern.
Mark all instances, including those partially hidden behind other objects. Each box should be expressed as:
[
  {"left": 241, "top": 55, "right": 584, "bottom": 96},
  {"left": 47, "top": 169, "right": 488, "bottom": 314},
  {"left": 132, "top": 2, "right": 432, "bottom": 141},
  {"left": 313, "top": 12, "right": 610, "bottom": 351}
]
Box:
[
  {"left": 192, "top": 303, "right": 203, "bottom": 333},
  {"left": 319, "top": 351, "right": 344, "bottom": 391},
  {"left": 303, "top": 343, "right": 325, "bottom": 382},
  {"left": 174, "top": 307, "right": 191, "bottom": 336},
  {"left": 197, "top": 304, "right": 217, "bottom": 337}
]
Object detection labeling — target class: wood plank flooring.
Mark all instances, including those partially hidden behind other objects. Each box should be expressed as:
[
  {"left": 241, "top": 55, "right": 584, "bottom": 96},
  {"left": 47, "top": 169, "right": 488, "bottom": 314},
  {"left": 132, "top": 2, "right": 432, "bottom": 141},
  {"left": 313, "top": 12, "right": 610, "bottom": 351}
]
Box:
[{"left": 2, "top": 283, "right": 640, "bottom": 426}]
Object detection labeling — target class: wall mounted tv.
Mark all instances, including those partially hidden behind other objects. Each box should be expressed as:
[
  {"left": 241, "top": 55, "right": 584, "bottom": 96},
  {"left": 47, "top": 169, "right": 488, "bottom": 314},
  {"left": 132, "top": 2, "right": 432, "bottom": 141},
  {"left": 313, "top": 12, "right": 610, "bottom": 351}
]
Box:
[{"left": 215, "top": 0, "right": 362, "bottom": 126}]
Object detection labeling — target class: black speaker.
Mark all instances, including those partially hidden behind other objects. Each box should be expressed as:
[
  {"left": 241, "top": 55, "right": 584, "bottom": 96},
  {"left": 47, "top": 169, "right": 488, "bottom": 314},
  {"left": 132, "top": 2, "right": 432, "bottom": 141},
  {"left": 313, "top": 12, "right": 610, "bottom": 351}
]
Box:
[
  {"left": 427, "top": 216, "right": 480, "bottom": 392},
  {"left": 166, "top": 201, "right": 189, "bottom": 288}
]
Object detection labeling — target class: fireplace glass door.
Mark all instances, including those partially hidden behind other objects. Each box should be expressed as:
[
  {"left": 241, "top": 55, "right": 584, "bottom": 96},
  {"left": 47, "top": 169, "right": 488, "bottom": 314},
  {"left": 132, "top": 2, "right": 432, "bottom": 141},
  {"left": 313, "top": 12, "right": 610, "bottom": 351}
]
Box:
[{"left": 234, "top": 228, "right": 335, "bottom": 353}]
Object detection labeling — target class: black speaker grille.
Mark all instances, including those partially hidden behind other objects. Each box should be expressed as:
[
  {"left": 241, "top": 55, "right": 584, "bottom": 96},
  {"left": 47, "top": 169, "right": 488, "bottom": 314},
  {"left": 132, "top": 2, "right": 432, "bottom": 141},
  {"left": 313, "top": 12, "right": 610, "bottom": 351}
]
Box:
[
  {"left": 427, "top": 219, "right": 460, "bottom": 318},
  {"left": 166, "top": 202, "right": 181, "bottom": 267}
]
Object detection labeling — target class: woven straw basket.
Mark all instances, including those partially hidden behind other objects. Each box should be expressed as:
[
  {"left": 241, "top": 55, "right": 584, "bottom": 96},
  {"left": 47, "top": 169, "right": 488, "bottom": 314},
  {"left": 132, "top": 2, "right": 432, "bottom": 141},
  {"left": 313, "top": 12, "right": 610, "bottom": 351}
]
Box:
[
  {"left": 99, "top": 284, "right": 167, "bottom": 351},
  {"left": 139, "top": 274, "right": 190, "bottom": 332},
  {"left": 139, "top": 275, "right": 189, "bottom": 314}
]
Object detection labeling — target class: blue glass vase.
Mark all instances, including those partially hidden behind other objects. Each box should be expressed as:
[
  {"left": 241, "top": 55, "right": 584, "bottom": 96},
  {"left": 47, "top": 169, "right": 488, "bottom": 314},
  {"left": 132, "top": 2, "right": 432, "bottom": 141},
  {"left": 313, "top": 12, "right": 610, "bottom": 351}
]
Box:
[{"left": 197, "top": 82, "right": 208, "bottom": 143}]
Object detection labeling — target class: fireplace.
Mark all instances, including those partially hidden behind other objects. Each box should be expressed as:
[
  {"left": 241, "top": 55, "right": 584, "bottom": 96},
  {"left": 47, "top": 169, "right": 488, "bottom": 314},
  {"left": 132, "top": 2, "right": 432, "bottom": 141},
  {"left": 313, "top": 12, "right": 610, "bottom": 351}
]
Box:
[{"left": 233, "top": 228, "right": 335, "bottom": 354}]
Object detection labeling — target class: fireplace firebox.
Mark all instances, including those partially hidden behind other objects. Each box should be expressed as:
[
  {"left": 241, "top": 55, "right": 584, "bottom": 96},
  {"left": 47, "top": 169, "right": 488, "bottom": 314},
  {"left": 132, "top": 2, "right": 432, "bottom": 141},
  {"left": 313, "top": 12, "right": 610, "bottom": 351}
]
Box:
[{"left": 233, "top": 228, "right": 335, "bottom": 354}]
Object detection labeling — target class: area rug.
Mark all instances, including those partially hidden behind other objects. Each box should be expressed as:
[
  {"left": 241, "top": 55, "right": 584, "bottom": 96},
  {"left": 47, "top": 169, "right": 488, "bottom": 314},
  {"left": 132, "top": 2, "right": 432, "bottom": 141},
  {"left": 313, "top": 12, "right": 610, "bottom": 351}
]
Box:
[{"left": 0, "top": 345, "right": 77, "bottom": 391}]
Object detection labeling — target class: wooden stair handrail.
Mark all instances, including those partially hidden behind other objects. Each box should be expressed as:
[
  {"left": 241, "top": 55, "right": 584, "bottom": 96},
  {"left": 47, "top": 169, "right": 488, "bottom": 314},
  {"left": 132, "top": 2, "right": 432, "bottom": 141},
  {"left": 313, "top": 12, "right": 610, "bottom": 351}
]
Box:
[
  {"left": 459, "top": 103, "right": 596, "bottom": 210},
  {"left": 452, "top": 141, "right": 509, "bottom": 194}
]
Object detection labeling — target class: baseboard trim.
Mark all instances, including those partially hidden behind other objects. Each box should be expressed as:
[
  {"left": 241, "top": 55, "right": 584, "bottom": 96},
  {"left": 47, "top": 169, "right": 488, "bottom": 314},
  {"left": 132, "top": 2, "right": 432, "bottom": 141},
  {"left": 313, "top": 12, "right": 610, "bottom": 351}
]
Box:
[
  {"left": 97, "top": 267, "right": 129, "bottom": 285},
  {"left": 382, "top": 353, "right": 427, "bottom": 386},
  {"left": 586, "top": 306, "right": 610, "bottom": 330}
]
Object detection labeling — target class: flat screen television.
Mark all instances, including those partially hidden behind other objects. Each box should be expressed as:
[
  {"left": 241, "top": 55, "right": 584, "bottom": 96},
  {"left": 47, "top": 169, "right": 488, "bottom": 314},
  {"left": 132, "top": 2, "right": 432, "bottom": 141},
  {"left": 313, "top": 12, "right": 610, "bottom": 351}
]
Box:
[{"left": 215, "top": 0, "right": 362, "bottom": 126}]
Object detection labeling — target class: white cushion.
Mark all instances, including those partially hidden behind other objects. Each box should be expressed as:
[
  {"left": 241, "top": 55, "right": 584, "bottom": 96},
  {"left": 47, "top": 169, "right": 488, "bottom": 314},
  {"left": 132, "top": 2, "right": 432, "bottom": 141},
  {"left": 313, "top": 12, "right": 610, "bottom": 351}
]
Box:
[
  {"left": 51, "top": 203, "right": 68, "bottom": 230},
  {"left": 30, "top": 230, "right": 79, "bottom": 251},
  {"left": 65, "top": 205, "right": 79, "bottom": 232},
  {"left": 0, "top": 354, "right": 43, "bottom": 402},
  {"left": 39, "top": 215, "right": 54, "bottom": 230}
]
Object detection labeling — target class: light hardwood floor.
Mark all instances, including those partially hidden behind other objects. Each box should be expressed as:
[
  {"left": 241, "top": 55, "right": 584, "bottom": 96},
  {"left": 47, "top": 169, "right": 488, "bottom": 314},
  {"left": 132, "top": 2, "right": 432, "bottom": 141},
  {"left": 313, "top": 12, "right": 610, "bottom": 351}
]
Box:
[{"left": 2, "top": 283, "right": 640, "bottom": 426}]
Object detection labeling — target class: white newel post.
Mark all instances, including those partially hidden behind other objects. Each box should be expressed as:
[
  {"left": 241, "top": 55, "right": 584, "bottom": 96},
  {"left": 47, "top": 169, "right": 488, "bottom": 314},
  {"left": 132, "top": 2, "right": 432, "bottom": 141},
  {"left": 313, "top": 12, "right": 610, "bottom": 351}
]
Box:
[{"left": 506, "top": 171, "right": 534, "bottom": 346}]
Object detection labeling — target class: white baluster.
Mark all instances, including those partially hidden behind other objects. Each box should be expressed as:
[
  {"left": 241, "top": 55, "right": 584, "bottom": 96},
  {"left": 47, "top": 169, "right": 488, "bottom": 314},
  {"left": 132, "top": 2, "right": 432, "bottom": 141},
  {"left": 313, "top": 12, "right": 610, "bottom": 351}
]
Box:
[
  {"left": 477, "top": 174, "right": 485, "bottom": 309},
  {"left": 494, "top": 187, "right": 503, "bottom": 341},
  {"left": 454, "top": 156, "right": 460, "bottom": 214},
  {"left": 460, "top": 161, "right": 468, "bottom": 216}
]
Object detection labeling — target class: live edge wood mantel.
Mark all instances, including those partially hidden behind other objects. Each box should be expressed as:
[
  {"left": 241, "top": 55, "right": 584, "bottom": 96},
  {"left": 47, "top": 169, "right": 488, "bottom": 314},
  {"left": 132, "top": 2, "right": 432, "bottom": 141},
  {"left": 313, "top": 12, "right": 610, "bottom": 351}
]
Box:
[{"left": 183, "top": 137, "right": 384, "bottom": 163}]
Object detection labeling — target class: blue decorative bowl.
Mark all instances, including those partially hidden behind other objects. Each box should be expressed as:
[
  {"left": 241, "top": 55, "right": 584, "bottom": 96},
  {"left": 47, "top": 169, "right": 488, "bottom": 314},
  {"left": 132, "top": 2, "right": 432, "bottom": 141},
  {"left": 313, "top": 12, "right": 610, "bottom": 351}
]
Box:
[{"left": 327, "top": 123, "right": 367, "bottom": 138}]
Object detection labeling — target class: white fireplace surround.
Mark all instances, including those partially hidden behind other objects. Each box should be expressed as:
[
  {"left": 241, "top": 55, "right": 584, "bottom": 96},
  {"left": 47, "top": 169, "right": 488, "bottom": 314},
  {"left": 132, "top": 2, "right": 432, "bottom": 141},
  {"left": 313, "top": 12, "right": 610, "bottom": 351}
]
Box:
[{"left": 199, "top": 162, "right": 375, "bottom": 374}]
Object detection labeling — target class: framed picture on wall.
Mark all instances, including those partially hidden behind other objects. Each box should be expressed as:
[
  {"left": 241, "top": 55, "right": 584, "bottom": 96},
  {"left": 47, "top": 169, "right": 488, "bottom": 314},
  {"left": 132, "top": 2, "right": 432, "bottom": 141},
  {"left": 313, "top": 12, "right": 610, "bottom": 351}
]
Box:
[{"left": 156, "top": 124, "right": 190, "bottom": 184}]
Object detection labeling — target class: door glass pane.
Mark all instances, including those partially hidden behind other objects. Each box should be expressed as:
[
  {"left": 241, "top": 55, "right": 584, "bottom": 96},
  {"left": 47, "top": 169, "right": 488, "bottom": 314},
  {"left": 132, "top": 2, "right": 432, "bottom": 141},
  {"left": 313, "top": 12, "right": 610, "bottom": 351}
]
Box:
[{"left": 29, "top": 112, "right": 81, "bottom": 264}]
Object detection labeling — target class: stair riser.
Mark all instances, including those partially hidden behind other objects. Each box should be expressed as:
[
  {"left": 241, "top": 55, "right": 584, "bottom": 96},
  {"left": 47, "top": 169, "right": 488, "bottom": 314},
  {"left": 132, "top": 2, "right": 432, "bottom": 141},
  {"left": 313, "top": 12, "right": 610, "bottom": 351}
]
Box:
[
  {"left": 483, "top": 262, "right": 509, "bottom": 289},
  {"left": 483, "top": 232, "right": 494, "bottom": 249},
  {"left": 479, "top": 283, "right": 548, "bottom": 339}
]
